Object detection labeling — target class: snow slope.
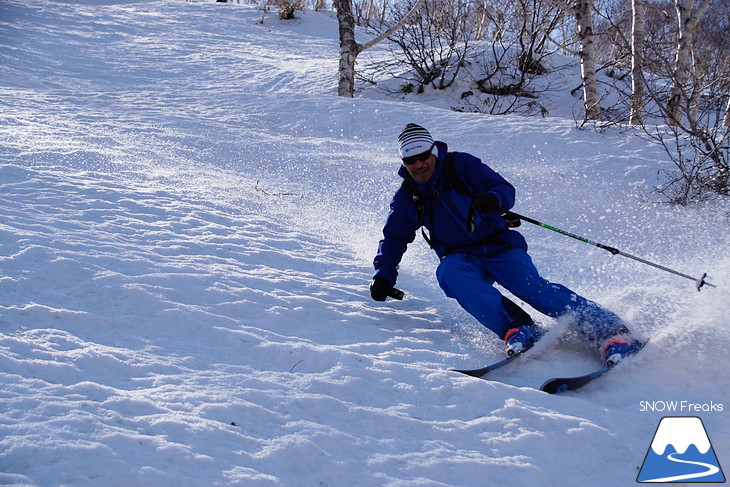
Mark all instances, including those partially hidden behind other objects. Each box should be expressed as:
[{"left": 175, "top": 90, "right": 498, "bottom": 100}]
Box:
[{"left": 0, "top": 1, "right": 728, "bottom": 486}]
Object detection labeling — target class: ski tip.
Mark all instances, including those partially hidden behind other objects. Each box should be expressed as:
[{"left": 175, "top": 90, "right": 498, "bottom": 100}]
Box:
[
  {"left": 540, "top": 367, "right": 610, "bottom": 394},
  {"left": 452, "top": 368, "right": 489, "bottom": 378},
  {"left": 540, "top": 379, "right": 570, "bottom": 394}
]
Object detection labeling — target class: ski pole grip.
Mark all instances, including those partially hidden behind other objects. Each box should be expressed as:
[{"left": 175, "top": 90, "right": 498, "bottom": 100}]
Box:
[{"left": 388, "top": 287, "right": 405, "bottom": 300}]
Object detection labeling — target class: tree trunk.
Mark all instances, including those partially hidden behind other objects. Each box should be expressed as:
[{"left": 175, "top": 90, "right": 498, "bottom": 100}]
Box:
[
  {"left": 667, "top": 0, "right": 712, "bottom": 125},
  {"left": 667, "top": 0, "right": 692, "bottom": 125},
  {"left": 723, "top": 93, "right": 730, "bottom": 127},
  {"left": 335, "top": 0, "right": 360, "bottom": 97},
  {"left": 335, "top": 0, "right": 426, "bottom": 97},
  {"left": 546, "top": 0, "right": 602, "bottom": 120},
  {"left": 574, "top": 0, "right": 602, "bottom": 121},
  {"left": 475, "top": 1, "right": 488, "bottom": 41},
  {"left": 629, "top": 0, "right": 645, "bottom": 125}
]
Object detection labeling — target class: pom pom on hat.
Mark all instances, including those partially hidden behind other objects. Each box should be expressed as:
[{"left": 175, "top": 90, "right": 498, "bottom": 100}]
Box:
[{"left": 398, "top": 123, "right": 434, "bottom": 159}]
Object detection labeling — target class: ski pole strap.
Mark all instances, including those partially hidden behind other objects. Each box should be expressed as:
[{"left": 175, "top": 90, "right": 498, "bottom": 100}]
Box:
[{"left": 505, "top": 211, "right": 716, "bottom": 291}]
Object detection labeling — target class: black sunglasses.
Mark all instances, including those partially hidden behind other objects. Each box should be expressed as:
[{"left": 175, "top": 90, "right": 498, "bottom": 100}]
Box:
[{"left": 402, "top": 143, "right": 434, "bottom": 165}]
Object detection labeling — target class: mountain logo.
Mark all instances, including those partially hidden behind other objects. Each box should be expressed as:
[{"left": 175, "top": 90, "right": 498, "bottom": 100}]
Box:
[{"left": 637, "top": 416, "right": 725, "bottom": 483}]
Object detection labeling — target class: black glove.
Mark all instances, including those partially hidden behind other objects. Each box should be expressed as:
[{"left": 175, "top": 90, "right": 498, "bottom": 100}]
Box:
[
  {"left": 473, "top": 192, "right": 500, "bottom": 213},
  {"left": 370, "top": 277, "right": 393, "bottom": 302}
]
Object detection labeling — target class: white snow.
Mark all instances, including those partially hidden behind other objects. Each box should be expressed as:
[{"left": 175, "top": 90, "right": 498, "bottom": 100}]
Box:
[{"left": 1, "top": 1, "right": 728, "bottom": 486}]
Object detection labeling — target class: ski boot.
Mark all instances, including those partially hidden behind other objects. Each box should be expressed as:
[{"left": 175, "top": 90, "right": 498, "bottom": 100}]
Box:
[
  {"left": 601, "top": 335, "right": 643, "bottom": 367},
  {"left": 504, "top": 324, "right": 545, "bottom": 357}
]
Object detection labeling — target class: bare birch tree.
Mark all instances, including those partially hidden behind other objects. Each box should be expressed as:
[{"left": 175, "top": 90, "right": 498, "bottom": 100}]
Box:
[
  {"left": 629, "top": 0, "right": 645, "bottom": 125},
  {"left": 547, "top": 0, "right": 602, "bottom": 121},
  {"left": 626, "top": 0, "right": 730, "bottom": 202},
  {"left": 666, "top": 0, "right": 712, "bottom": 125},
  {"left": 334, "top": 0, "right": 425, "bottom": 97}
]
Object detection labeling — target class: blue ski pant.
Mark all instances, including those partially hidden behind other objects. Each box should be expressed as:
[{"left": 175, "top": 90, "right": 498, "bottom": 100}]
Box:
[{"left": 436, "top": 249, "right": 628, "bottom": 345}]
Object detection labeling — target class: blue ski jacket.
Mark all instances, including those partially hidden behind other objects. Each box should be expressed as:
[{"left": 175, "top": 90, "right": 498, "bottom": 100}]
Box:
[{"left": 373, "top": 141, "right": 527, "bottom": 285}]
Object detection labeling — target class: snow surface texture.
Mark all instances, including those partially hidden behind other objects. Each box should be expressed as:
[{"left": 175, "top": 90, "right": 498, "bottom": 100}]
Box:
[{"left": 1, "top": 1, "right": 728, "bottom": 486}]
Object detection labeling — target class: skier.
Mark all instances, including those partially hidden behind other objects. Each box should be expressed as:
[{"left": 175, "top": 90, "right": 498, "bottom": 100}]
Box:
[{"left": 370, "top": 123, "right": 642, "bottom": 366}]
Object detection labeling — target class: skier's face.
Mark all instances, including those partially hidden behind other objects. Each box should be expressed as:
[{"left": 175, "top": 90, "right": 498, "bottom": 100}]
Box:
[{"left": 404, "top": 153, "right": 436, "bottom": 184}]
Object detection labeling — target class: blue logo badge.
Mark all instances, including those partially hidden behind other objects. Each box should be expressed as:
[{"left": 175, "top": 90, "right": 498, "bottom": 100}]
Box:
[
  {"left": 638, "top": 416, "right": 725, "bottom": 483},
  {"left": 403, "top": 144, "right": 424, "bottom": 154}
]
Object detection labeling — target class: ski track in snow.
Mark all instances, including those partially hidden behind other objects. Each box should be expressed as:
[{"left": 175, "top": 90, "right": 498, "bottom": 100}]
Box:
[{"left": 1, "top": 1, "right": 729, "bottom": 486}]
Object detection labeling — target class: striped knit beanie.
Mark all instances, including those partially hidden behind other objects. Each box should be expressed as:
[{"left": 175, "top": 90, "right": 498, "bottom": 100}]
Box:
[{"left": 397, "top": 123, "right": 435, "bottom": 159}]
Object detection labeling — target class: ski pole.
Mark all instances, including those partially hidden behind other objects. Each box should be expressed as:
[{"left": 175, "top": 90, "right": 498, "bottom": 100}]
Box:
[{"left": 505, "top": 211, "right": 716, "bottom": 291}]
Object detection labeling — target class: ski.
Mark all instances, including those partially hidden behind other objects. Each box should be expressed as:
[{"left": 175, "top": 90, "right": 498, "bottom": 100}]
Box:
[
  {"left": 452, "top": 348, "right": 528, "bottom": 378},
  {"left": 540, "top": 339, "right": 648, "bottom": 394},
  {"left": 540, "top": 367, "right": 610, "bottom": 394}
]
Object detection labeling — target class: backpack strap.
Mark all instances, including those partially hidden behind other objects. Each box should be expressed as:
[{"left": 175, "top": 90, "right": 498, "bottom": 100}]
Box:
[
  {"left": 441, "top": 152, "right": 471, "bottom": 196},
  {"left": 441, "top": 152, "right": 477, "bottom": 232},
  {"left": 441, "top": 153, "right": 520, "bottom": 231},
  {"left": 400, "top": 178, "right": 434, "bottom": 247}
]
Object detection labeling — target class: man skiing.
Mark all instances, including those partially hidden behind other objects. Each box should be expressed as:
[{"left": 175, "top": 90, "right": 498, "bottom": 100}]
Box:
[{"left": 370, "top": 123, "right": 641, "bottom": 366}]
